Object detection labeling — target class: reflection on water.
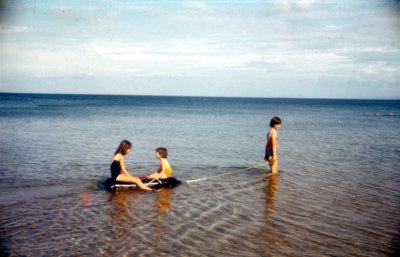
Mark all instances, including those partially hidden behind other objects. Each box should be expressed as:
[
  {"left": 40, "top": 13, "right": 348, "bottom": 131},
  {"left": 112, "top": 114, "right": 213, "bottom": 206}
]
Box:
[
  {"left": 156, "top": 189, "right": 173, "bottom": 214},
  {"left": 79, "top": 191, "right": 94, "bottom": 207},
  {"left": 1, "top": 171, "right": 400, "bottom": 256},
  {"left": 260, "top": 175, "right": 282, "bottom": 255},
  {"left": 107, "top": 190, "right": 135, "bottom": 226},
  {"left": 265, "top": 175, "right": 278, "bottom": 212},
  {"left": 107, "top": 188, "right": 173, "bottom": 223},
  {"left": 97, "top": 188, "right": 176, "bottom": 256}
]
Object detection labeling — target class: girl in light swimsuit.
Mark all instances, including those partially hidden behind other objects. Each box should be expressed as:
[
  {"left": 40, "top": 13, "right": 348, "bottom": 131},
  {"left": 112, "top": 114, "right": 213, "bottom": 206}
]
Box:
[
  {"left": 110, "top": 140, "right": 152, "bottom": 191},
  {"left": 265, "top": 117, "right": 282, "bottom": 176},
  {"left": 147, "top": 147, "right": 172, "bottom": 180}
]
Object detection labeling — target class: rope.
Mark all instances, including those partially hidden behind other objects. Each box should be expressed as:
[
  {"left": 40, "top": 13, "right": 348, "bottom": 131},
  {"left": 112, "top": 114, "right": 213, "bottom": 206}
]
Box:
[
  {"left": 145, "top": 178, "right": 161, "bottom": 185},
  {"left": 186, "top": 162, "right": 265, "bottom": 184}
]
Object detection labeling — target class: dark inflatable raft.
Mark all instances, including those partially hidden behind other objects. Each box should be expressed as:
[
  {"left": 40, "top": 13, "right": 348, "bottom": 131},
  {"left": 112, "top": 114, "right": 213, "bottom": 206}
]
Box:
[{"left": 103, "top": 177, "right": 181, "bottom": 190}]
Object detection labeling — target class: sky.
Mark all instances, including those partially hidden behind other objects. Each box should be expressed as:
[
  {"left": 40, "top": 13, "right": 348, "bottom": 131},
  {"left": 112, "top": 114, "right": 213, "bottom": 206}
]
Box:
[{"left": 0, "top": 0, "right": 399, "bottom": 99}]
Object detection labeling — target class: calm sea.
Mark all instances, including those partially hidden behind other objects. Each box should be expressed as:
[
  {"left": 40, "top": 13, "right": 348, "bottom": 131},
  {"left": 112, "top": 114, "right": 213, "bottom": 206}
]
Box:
[{"left": 0, "top": 93, "right": 399, "bottom": 256}]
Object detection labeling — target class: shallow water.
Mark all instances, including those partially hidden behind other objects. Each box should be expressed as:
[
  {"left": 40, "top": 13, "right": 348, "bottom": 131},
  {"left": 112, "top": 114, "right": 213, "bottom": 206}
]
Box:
[{"left": 0, "top": 94, "right": 399, "bottom": 256}]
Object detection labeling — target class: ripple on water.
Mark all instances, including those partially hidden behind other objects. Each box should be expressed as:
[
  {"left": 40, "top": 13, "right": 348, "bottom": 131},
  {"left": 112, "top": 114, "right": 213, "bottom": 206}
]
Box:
[{"left": 1, "top": 169, "right": 399, "bottom": 256}]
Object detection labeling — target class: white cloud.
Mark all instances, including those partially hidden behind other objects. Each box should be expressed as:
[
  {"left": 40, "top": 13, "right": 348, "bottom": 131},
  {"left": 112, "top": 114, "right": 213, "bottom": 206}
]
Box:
[
  {"left": 2, "top": 37, "right": 362, "bottom": 79},
  {"left": 184, "top": 2, "right": 213, "bottom": 13},
  {"left": 1, "top": 0, "right": 399, "bottom": 98},
  {"left": 0, "top": 25, "right": 31, "bottom": 34},
  {"left": 270, "top": 0, "right": 316, "bottom": 12},
  {"left": 171, "top": 1, "right": 224, "bottom": 23}
]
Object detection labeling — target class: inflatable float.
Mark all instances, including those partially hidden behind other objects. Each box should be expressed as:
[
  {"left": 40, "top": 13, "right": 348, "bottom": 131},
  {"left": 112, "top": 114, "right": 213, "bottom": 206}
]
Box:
[{"left": 104, "top": 176, "right": 181, "bottom": 190}]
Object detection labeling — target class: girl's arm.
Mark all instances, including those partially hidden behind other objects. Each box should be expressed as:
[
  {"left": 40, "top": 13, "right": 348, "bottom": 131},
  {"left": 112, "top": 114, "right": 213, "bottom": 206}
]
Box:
[
  {"left": 119, "top": 156, "right": 131, "bottom": 176},
  {"left": 271, "top": 130, "right": 278, "bottom": 160},
  {"left": 148, "top": 165, "right": 163, "bottom": 179}
]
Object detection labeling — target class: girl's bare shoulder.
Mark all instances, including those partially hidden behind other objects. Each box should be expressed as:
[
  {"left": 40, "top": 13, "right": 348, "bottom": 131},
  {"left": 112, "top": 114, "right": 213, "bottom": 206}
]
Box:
[{"left": 113, "top": 153, "right": 124, "bottom": 161}]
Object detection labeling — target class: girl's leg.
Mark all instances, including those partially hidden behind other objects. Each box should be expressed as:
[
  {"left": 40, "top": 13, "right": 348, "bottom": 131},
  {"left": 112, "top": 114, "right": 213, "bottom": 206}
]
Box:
[
  {"left": 116, "top": 174, "right": 152, "bottom": 191},
  {"left": 131, "top": 176, "right": 152, "bottom": 190},
  {"left": 270, "top": 159, "right": 278, "bottom": 175}
]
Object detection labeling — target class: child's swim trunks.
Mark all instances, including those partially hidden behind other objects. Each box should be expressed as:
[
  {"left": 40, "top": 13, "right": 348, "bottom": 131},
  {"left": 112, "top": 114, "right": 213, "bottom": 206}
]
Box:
[{"left": 264, "top": 150, "right": 273, "bottom": 161}]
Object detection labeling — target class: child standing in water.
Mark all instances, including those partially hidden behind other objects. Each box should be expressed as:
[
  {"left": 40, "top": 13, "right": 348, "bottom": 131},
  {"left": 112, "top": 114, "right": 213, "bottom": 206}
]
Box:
[
  {"left": 110, "top": 140, "right": 152, "bottom": 191},
  {"left": 147, "top": 147, "right": 172, "bottom": 180},
  {"left": 265, "top": 117, "right": 282, "bottom": 176}
]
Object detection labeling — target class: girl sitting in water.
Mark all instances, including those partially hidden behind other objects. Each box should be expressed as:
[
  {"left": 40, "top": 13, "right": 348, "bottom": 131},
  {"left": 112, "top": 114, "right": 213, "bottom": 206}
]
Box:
[
  {"left": 147, "top": 147, "right": 172, "bottom": 180},
  {"left": 110, "top": 140, "right": 152, "bottom": 191}
]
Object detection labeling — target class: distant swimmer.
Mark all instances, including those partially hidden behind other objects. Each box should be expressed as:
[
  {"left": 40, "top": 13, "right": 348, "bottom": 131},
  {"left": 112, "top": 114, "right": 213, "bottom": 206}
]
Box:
[
  {"left": 373, "top": 112, "right": 396, "bottom": 117},
  {"left": 264, "top": 116, "right": 282, "bottom": 176}
]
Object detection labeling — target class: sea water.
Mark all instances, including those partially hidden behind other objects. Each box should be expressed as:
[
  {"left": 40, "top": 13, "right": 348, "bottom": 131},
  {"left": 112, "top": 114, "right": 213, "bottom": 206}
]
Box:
[{"left": 0, "top": 93, "right": 399, "bottom": 256}]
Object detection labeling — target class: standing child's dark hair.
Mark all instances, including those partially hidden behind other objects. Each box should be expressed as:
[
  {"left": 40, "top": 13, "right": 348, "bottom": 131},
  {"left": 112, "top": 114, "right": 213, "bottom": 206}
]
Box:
[
  {"left": 156, "top": 147, "right": 168, "bottom": 158},
  {"left": 115, "top": 140, "right": 132, "bottom": 155},
  {"left": 270, "top": 116, "right": 282, "bottom": 127}
]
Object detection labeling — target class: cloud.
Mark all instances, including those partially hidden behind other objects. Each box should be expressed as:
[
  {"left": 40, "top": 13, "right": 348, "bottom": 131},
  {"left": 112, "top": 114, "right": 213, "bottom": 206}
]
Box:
[
  {"left": 171, "top": 1, "right": 224, "bottom": 23},
  {"left": 184, "top": 1, "right": 213, "bottom": 12},
  {"left": 0, "top": 25, "right": 31, "bottom": 34},
  {"left": 2, "top": 37, "right": 366, "bottom": 80},
  {"left": 1, "top": 0, "right": 399, "bottom": 98},
  {"left": 269, "top": 0, "right": 317, "bottom": 12}
]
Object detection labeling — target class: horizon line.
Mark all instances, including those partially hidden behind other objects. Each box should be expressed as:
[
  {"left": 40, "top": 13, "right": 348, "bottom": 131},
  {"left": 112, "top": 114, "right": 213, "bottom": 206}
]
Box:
[{"left": 0, "top": 91, "right": 399, "bottom": 101}]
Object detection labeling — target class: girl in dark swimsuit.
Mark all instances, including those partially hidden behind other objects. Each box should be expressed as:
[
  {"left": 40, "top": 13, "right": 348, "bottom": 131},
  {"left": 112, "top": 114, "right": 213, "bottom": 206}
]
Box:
[
  {"left": 265, "top": 117, "right": 282, "bottom": 176},
  {"left": 111, "top": 140, "right": 152, "bottom": 191}
]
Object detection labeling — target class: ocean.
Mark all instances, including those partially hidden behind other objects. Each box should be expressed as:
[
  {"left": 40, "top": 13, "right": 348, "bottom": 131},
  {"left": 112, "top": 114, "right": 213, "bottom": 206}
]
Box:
[{"left": 0, "top": 93, "right": 399, "bottom": 256}]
